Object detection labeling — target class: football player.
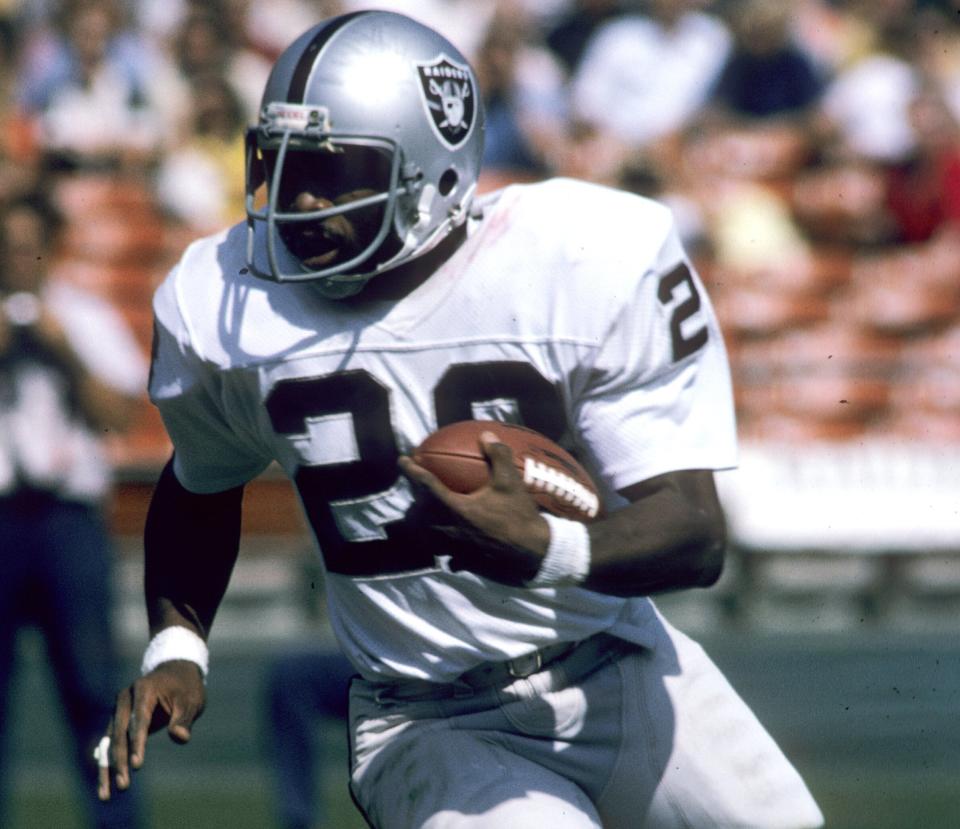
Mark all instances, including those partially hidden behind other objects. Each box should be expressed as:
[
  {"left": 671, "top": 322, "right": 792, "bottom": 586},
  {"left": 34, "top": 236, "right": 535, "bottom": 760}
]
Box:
[{"left": 97, "top": 11, "right": 823, "bottom": 828}]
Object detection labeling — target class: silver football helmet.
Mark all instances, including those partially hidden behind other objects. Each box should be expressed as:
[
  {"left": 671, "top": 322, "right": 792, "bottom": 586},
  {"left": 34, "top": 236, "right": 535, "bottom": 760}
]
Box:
[{"left": 245, "top": 11, "right": 485, "bottom": 298}]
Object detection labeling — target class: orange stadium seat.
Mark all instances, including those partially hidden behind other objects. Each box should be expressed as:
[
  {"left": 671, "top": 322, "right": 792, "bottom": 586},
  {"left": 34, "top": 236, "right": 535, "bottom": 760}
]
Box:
[
  {"left": 732, "top": 321, "right": 901, "bottom": 439},
  {"left": 847, "top": 260, "right": 960, "bottom": 337},
  {"left": 713, "top": 285, "right": 831, "bottom": 340}
]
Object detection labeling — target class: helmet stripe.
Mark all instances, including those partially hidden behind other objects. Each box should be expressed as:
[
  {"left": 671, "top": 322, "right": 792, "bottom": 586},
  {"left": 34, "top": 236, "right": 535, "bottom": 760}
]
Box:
[{"left": 288, "top": 11, "right": 369, "bottom": 103}]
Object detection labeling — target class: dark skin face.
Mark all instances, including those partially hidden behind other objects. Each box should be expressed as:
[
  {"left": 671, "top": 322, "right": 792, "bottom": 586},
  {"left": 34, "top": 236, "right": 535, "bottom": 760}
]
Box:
[
  {"left": 271, "top": 144, "right": 467, "bottom": 301},
  {"left": 274, "top": 145, "right": 397, "bottom": 271}
]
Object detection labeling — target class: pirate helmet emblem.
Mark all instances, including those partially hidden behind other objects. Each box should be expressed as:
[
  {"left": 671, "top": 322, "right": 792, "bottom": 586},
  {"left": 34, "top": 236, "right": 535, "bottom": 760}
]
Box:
[{"left": 416, "top": 53, "right": 476, "bottom": 148}]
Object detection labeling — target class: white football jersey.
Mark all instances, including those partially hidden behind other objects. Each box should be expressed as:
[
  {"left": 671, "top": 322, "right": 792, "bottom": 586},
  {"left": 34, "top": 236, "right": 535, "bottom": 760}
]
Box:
[{"left": 150, "top": 178, "right": 737, "bottom": 681}]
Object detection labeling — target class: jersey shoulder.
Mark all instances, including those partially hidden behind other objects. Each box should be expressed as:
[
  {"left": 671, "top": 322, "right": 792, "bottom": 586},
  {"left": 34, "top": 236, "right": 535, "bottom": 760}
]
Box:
[
  {"left": 500, "top": 176, "right": 674, "bottom": 221},
  {"left": 480, "top": 178, "right": 681, "bottom": 300},
  {"left": 495, "top": 177, "right": 677, "bottom": 263},
  {"left": 153, "top": 221, "right": 290, "bottom": 367},
  {"left": 456, "top": 179, "right": 685, "bottom": 346},
  {"left": 153, "top": 222, "right": 241, "bottom": 335}
]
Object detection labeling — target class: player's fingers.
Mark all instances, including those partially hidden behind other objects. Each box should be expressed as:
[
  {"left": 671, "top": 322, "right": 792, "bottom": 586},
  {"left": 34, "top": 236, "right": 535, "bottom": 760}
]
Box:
[
  {"left": 110, "top": 686, "right": 134, "bottom": 792},
  {"left": 398, "top": 455, "right": 458, "bottom": 507},
  {"left": 167, "top": 701, "right": 197, "bottom": 744},
  {"left": 127, "top": 681, "right": 157, "bottom": 776},
  {"left": 479, "top": 431, "right": 520, "bottom": 489}
]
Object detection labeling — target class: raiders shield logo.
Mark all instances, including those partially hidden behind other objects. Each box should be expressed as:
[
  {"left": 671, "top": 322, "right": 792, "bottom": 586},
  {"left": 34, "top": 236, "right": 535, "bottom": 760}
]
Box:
[{"left": 416, "top": 54, "right": 476, "bottom": 149}]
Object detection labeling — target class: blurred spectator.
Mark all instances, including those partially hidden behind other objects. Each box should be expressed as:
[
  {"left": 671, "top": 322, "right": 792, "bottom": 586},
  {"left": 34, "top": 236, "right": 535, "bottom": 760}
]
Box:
[
  {"left": 0, "top": 5, "right": 35, "bottom": 163},
  {"left": 244, "top": 0, "right": 344, "bottom": 60},
  {"left": 262, "top": 647, "right": 356, "bottom": 829},
  {"left": 474, "top": 8, "right": 568, "bottom": 184},
  {"left": 341, "top": 0, "right": 494, "bottom": 60},
  {"left": 711, "top": 0, "right": 824, "bottom": 122},
  {"left": 856, "top": 79, "right": 960, "bottom": 296},
  {"left": 907, "top": 3, "right": 960, "bottom": 125},
  {"left": 155, "top": 72, "right": 248, "bottom": 232},
  {"left": 543, "top": 0, "right": 622, "bottom": 77},
  {"left": 163, "top": 4, "right": 271, "bottom": 126},
  {"left": 137, "top": 0, "right": 191, "bottom": 45},
  {"left": 790, "top": 156, "right": 895, "bottom": 246},
  {"left": 0, "top": 1, "right": 17, "bottom": 91},
  {"left": 570, "top": 0, "right": 731, "bottom": 150},
  {"left": 15, "top": 0, "right": 162, "bottom": 170},
  {"left": 0, "top": 153, "right": 38, "bottom": 206},
  {"left": 885, "top": 81, "right": 960, "bottom": 243},
  {"left": 816, "top": 1, "right": 922, "bottom": 164},
  {"left": 790, "top": 0, "right": 879, "bottom": 75},
  {"left": 704, "top": 178, "right": 813, "bottom": 277},
  {"left": 0, "top": 188, "right": 147, "bottom": 828}
]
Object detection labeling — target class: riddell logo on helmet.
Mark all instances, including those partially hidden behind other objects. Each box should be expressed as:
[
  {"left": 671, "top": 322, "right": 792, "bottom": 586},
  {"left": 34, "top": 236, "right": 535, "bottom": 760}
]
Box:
[{"left": 416, "top": 54, "right": 476, "bottom": 149}]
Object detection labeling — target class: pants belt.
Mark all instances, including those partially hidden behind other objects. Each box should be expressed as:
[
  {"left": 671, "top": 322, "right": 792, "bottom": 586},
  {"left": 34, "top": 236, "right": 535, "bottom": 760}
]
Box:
[
  {"left": 375, "top": 632, "right": 635, "bottom": 703},
  {"left": 457, "top": 639, "right": 578, "bottom": 688}
]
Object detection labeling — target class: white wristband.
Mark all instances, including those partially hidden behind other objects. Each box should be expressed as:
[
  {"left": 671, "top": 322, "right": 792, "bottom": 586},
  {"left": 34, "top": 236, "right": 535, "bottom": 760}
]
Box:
[
  {"left": 141, "top": 626, "right": 209, "bottom": 681},
  {"left": 527, "top": 514, "right": 591, "bottom": 587}
]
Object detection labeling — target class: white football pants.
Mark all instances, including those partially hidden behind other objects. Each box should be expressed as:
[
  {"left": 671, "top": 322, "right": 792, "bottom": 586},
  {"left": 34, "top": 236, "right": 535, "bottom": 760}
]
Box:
[{"left": 348, "top": 612, "right": 824, "bottom": 829}]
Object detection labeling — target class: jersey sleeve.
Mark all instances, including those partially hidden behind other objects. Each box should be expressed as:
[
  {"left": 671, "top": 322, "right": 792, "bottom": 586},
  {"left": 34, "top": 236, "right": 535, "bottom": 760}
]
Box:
[
  {"left": 149, "top": 266, "right": 272, "bottom": 493},
  {"left": 572, "top": 222, "right": 737, "bottom": 493}
]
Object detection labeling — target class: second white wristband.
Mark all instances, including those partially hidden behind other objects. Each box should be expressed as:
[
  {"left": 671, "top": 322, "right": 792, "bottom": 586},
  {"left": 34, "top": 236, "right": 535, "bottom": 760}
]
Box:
[
  {"left": 527, "top": 513, "right": 591, "bottom": 587},
  {"left": 141, "top": 626, "right": 210, "bottom": 681}
]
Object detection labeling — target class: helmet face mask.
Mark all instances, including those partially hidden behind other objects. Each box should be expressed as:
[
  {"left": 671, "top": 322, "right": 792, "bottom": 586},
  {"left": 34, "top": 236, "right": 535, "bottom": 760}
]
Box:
[
  {"left": 245, "top": 12, "right": 484, "bottom": 298},
  {"left": 247, "top": 114, "right": 408, "bottom": 293}
]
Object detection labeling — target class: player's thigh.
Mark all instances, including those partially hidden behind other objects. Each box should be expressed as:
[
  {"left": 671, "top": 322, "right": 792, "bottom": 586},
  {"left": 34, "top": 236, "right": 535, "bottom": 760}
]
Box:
[
  {"left": 353, "top": 724, "right": 601, "bottom": 829},
  {"left": 662, "top": 630, "right": 822, "bottom": 827},
  {"left": 600, "top": 621, "right": 823, "bottom": 829}
]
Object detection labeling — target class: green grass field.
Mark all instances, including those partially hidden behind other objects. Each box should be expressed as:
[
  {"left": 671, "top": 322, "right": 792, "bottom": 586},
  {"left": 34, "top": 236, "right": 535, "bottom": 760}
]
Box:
[
  {"left": 6, "top": 630, "right": 959, "bottom": 828},
  {"left": 8, "top": 767, "right": 957, "bottom": 829},
  {"left": 8, "top": 770, "right": 367, "bottom": 829}
]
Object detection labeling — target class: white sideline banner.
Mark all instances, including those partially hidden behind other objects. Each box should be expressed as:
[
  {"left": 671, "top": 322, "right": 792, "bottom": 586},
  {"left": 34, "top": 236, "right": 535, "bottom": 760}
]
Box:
[{"left": 717, "top": 441, "right": 960, "bottom": 553}]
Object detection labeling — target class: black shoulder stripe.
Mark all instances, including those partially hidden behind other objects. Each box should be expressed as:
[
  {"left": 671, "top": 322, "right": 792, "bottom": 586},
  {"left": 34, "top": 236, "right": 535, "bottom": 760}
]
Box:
[{"left": 288, "top": 11, "right": 370, "bottom": 103}]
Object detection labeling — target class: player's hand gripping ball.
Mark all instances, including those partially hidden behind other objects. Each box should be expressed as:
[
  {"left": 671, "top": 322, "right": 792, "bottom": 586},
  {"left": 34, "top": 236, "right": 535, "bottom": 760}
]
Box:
[{"left": 413, "top": 420, "right": 602, "bottom": 522}]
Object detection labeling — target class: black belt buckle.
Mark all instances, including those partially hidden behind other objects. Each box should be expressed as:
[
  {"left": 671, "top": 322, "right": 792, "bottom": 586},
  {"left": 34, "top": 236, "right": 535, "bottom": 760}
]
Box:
[{"left": 506, "top": 649, "right": 544, "bottom": 679}]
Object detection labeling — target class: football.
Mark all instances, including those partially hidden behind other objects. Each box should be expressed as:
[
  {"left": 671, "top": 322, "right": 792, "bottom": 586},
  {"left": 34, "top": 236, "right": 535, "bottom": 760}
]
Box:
[{"left": 412, "top": 420, "right": 602, "bottom": 522}]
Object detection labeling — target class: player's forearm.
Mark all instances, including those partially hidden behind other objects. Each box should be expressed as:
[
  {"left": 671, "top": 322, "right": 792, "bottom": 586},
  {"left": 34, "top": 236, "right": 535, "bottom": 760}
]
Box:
[
  {"left": 583, "top": 469, "right": 726, "bottom": 597},
  {"left": 144, "top": 457, "right": 244, "bottom": 638}
]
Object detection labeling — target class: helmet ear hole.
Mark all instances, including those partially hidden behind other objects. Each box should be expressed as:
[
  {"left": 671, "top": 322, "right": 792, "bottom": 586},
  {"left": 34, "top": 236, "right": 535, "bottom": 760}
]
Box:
[{"left": 438, "top": 168, "right": 458, "bottom": 196}]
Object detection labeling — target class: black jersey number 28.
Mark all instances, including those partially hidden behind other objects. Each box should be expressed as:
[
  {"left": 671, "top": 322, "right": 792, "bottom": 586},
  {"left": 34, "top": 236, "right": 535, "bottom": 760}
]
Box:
[
  {"left": 266, "top": 263, "right": 708, "bottom": 578},
  {"left": 265, "top": 362, "right": 564, "bottom": 576}
]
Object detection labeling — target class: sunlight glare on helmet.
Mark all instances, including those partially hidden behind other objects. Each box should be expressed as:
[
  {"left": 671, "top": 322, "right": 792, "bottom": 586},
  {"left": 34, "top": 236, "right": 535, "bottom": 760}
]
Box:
[{"left": 348, "top": 48, "right": 411, "bottom": 111}]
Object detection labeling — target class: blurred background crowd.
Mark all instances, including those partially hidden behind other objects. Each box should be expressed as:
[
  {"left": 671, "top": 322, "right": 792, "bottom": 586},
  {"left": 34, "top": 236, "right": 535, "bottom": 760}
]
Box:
[
  {"left": 1, "top": 1, "right": 960, "bottom": 828},
  {"left": 0, "top": 0, "right": 958, "bottom": 456}
]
